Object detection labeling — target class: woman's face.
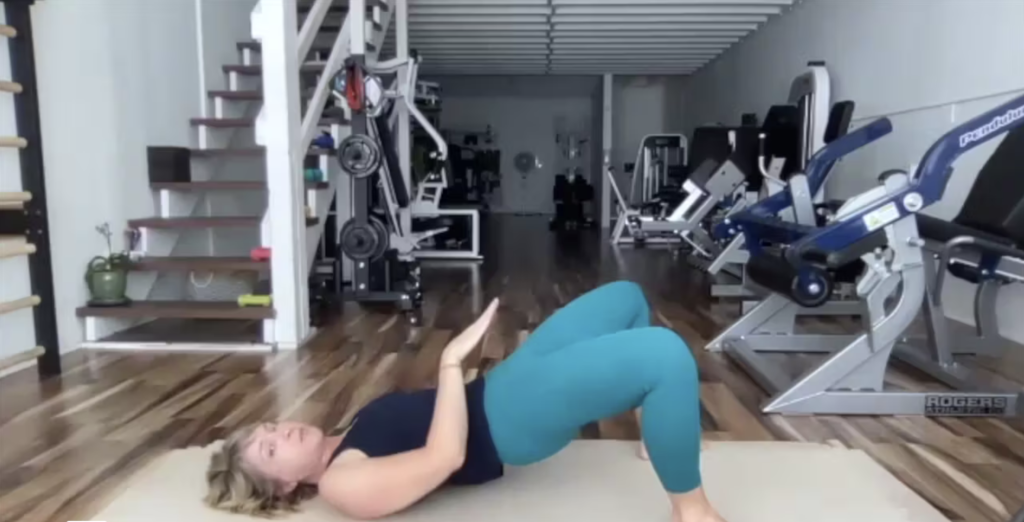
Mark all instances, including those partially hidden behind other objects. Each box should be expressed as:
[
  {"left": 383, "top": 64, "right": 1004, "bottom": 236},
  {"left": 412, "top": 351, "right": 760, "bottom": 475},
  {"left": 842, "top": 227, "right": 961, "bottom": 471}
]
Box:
[{"left": 242, "top": 421, "right": 327, "bottom": 489}]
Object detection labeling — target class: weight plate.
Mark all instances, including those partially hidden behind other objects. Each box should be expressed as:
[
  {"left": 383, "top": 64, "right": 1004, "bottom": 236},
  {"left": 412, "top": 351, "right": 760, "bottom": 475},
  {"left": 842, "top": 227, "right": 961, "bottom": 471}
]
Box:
[
  {"left": 337, "top": 134, "right": 382, "bottom": 178},
  {"left": 368, "top": 215, "right": 390, "bottom": 261},
  {"left": 339, "top": 218, "right": 381, "bottom": 261}
]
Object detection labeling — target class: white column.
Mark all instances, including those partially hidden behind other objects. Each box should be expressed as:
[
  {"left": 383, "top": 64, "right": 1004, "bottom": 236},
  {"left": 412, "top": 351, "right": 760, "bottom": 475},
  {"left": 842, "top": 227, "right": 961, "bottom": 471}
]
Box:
[
  {"left": 261, "top": 0, "right": 309, "bottom": 349},
  {"left": 396, "top": 0, "right": 412, "bottom": 233},
  {"left": 601, "top": 73, "right": 614, "bottom": 229}
]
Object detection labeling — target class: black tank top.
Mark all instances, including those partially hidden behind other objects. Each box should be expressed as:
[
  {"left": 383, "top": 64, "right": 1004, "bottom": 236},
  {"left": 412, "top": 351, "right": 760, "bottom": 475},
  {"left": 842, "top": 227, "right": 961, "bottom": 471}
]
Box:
[{"left": 329, "top": 378, "right": 504, "bottom": 485}]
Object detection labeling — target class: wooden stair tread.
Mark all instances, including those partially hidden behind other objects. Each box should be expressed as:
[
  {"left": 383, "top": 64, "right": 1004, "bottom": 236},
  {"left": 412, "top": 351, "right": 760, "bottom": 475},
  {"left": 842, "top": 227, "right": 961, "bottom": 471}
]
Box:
[
  {"left": 208, "top": 90, "right": 262, "bottom": 101},
  {"left": 190, "top": 117, "right": 349, "bottom": 127},
  {"left": 190, "top": 148, "right": 264, "bottom": 157},
  {"left": 189, "top": 117, "right": 255, "bottom": 128},
  {"left": 208, "top": 89, "right": 316, "bottom": 101},
  {"left": 151, "top": 181, "right": 265, "bottom": 190},
  {"left": 190, "top": 147, "right": 334, "bottom": 157},
  {"left": 149, "top": 182, "right": 327, "bottom": 192},
  {"left": 151, "top": 180, "right": 330, "bottom": 191},
  {"left": 76, "top": 300, "right": 273, "bottom": 320},
  {"left": 223, "top": 63, "right": 328, "bottom": 75},
  {"left": 129, "top": 216, "right": 320, "bottom": 228},
  {"left": 131, "top": 256, "right": 267, "bottom": 271},
  {"left": 128, "top": 216, "right": 262, "bottom": 228},
  {"left": 320, "top": 20, "right": 382, "bottom": 31},
  {"left": 236, "top": 42, "right": 376, "bottom": 55}
]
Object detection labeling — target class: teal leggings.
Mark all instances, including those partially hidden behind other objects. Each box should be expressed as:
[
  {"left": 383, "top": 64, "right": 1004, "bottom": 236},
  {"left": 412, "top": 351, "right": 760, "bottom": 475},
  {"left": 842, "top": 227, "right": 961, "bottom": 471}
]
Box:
[{"left": 482, "top": 281, "right": 702, "bottom": 493}]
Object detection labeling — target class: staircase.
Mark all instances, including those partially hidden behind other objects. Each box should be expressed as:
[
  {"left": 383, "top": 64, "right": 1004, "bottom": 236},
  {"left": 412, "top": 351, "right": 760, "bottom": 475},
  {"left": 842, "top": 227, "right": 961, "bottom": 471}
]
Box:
[{"left": 75, "top": 0, "right": 395, "bottom": 350}]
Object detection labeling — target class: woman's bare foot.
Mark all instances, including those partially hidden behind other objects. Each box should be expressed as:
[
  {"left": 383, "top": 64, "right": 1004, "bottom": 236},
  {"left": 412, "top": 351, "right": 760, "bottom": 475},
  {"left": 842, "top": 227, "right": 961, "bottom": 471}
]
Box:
[{"left": 670, "top": 487, "right": 729, "bottom": 522}]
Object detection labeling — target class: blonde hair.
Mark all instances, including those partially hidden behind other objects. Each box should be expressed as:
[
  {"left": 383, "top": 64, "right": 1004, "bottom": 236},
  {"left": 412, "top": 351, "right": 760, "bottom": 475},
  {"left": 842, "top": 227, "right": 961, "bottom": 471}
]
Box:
[{"left": 204, "top": 425, "right": 318, "bottom": 517}]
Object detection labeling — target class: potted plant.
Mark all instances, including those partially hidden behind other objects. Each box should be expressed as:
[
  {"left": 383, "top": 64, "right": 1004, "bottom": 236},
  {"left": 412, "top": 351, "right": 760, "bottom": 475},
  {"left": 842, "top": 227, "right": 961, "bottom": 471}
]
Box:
[{"left": 85, "top": 223, "right": 131, "bottom": 306}]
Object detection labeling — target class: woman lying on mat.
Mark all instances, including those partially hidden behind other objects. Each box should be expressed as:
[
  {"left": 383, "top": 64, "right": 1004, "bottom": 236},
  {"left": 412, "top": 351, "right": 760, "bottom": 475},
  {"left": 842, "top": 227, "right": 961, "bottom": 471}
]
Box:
[{"left": 205, "top": 281, "right": 727, "bottom": 522}]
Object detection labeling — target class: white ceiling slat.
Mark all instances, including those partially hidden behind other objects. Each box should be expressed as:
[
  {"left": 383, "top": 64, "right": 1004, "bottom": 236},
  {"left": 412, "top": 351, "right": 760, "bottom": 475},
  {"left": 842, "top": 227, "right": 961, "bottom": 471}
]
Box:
[
  {"left": 420, "top": 52, "right": 550, "bottom": 57},
  {"left": 409, "top": 6, "right": 552, "bottom": 16},
  {"left": 409, "top": 32, "right": 552, "bottom": 38},
  {"left": 424, "top": 67, "right": 549, "bottom": 70},
  {"left": 398, "top": 0, "right": 790, "bottom": 75},
  {"left": 410, "top": 26, "right": 550, "bottom": 33},
  {"left": 426, "top": 66, "right": 549, "bottom": 71},
  {"left": 552, "top": 49, "right": 720, "bottom": 56},
  {"left": 410, "top": 39, "right": 551, "bottom": 45},
  {"left": 409, "top": 37, "right": 551, "bottom": 44},
  {"left": 554, "top": 5, "right": 782, "bottom": 15},
  {"left": 552, "top": 22, "right": 759, "bottom": 31},
  {"left": 551, "top": 31, "right": 748, "bottom": 38},
  {"left": 550, "top": 69, "right": 697, "bottom": 72},
  {"left": 410, "top": 46, "right": 550, "bottom": 51},
  {"left": 551, "top": 67, "right": 698, "bottom": 72},
  {"left": 410, "top": 26, "right": 549, "bottom": 32},
  {"left": 551, "top": 45, "right": 730, "bottom": 52},
  {"left": 427, "top": 57, "right": 550, "bottom": 62},
  {"left": 411, "top": 46, "right": 551, "bottom": 51},
  {"left": 415, "top": 0, "right": 549, "bottom": 4},
  {"left": 553, "top": 14, "right": 769, "bottom": 23},
  {"left": 550, "top": 59, "right": 709, "bottom": 65},
  {"left": 412, "top": 15, "right": 549, "bottom": 24},
  {"left": 551, "top": 37, "right": 739, "bottom": 44},
  {"left": 552, "top": 0, "right": 790, "bottom": 4},
  {"left": 550, "top": 61, "right": 709, "bottom": 66}
]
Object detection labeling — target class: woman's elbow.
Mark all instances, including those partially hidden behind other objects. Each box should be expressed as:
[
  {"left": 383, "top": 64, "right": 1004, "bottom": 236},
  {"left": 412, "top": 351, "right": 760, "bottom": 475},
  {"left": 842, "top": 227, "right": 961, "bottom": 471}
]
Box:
[
  {"left": 442, "top": 448, "right": 466, "bottom": 473},
  {"left": 429, "top": 444, "right": 465, "bottom": 473}
]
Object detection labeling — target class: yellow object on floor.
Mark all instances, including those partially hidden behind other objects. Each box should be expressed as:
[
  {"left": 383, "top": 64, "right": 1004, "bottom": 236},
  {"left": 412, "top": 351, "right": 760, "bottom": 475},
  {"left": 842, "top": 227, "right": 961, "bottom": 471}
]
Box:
[
  {"left": 88, "top": 440, "right": 950, "bottom": 522},
  {"left": 237, "top": 294, "right": 271, "bottom": 307}
]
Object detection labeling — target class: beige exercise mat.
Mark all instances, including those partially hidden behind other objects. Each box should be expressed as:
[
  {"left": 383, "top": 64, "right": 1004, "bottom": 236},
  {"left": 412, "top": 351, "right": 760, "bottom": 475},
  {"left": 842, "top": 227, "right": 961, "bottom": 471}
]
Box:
[{"left": 91, "top": 440, "right": 949, "bottom": 522}]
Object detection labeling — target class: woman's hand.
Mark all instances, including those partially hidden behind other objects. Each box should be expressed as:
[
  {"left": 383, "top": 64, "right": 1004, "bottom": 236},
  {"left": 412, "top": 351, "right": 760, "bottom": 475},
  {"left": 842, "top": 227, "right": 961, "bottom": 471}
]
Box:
[{"left": 440, "top": 298, "right": 500, "bottom": 367}]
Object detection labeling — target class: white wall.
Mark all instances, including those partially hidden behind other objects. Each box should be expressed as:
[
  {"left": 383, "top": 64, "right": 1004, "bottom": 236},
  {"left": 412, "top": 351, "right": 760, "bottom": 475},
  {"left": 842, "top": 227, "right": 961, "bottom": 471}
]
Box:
[
  {"left": 609, "top": 75, "right": 686, "bottom": 217},
  {"left": 681, "top": 0, "right": 1024, "bottom": 342},
  {"left": 612, "top": 75, "right": 687, "bottom": 174},
  {"left": 197, "top": 0, "right": 259, "bottom": 116},
  {"left": 29, "top": 0, "right": 248, "bottom": 353},
  {"left": 0, "top": 8, "right": 38, "bottom": 372},
  {"left": 434, "top": 76, "right": 599, "bottom": 214}
]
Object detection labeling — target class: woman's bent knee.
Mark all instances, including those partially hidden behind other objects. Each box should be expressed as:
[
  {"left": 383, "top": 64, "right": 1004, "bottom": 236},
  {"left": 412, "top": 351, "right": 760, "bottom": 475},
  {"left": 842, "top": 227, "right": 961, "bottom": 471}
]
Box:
[
  {"left": 602, "top": 280, "right": 645, "bottom": 304},
  {"left": 642, "top": 327, "right": 698, "bottom": 377}
]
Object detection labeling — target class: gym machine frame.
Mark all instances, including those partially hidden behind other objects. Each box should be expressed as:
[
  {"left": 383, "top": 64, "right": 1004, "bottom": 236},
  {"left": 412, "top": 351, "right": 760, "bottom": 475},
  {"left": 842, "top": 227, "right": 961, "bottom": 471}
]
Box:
[
  {"left": 334, "top": 0, "right": 444, "bottom": 320},
  {"left": 704, "top": 116, "right": 892, "bottom": 333},
  {"left": 1, "top": 0, "right": 60, "bottom": 376},
  {"left": 629, "top": 134, "right": 689, "bottom": 208},
  {"left": 404, "top": 66, "right": 481, "bottom": 260},
  {"left": 703, "top": 103, "right": 881, "bottom": 325},
  {"left": 609, "top": 153, "right": 748, "bottom": 246},
  {"left": 707, "top": 93, "right": 1024, "bottom": 417},
  {"left": 703, "top": 63, "right": 832, "bottom": 298},
  {"left": 609, "top": 134, "right": 698, "bottom": 245}
]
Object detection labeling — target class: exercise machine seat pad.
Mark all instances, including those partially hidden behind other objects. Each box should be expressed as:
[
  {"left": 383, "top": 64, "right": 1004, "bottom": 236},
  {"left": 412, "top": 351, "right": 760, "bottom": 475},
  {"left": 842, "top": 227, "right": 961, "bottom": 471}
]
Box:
[
  {"left": 916, "top": 214, "right": 1020, "bottom": 284},
  {"left": 915, "top": 214, "right": 1017, "bottom": 247},
  {"left": 823, "top": 101, "right": 856, "bottom": 144},
  {"left": 687, "top": 159, "right": 723, "bottom": 187}
]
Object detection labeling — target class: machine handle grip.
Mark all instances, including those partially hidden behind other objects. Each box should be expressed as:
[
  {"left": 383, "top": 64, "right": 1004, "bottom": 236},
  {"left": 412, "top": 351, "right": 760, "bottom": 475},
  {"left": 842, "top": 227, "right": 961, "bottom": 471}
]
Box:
[
  {"left": 933, "top": 235, "right": 1024, "bottom": 306},
  {"left": 804, "top": 117, "right": 892, "bottom": 194}
]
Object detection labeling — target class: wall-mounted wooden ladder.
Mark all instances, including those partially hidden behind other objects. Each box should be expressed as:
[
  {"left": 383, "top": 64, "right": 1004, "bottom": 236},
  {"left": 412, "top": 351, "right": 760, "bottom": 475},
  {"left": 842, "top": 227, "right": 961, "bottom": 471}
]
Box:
[
  {"left": 1, "top": 3, "right": 60, "bottom": 376},
  {"left": 0, "top": 193, "right": 46, "bottom": 372}
]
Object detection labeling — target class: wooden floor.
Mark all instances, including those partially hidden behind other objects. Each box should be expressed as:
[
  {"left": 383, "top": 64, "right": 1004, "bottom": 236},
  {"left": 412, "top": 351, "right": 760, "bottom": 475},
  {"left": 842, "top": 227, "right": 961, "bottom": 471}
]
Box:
[{"left": 2, "top": 217, "right": 1023, "bottom": 522}]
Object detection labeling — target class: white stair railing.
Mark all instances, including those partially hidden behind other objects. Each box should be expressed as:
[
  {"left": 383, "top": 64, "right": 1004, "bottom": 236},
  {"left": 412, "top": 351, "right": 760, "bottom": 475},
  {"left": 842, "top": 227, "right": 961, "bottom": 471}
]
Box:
[{"left": 251, "top": 0, "right": 394, "bottom": 348}]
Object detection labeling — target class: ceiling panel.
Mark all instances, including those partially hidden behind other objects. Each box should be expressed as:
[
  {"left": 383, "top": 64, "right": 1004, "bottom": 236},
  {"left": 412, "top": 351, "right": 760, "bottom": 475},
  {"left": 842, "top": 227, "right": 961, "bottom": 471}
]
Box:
[{"left": 391, "top": 0, "right": 793, "bottom": 75}]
